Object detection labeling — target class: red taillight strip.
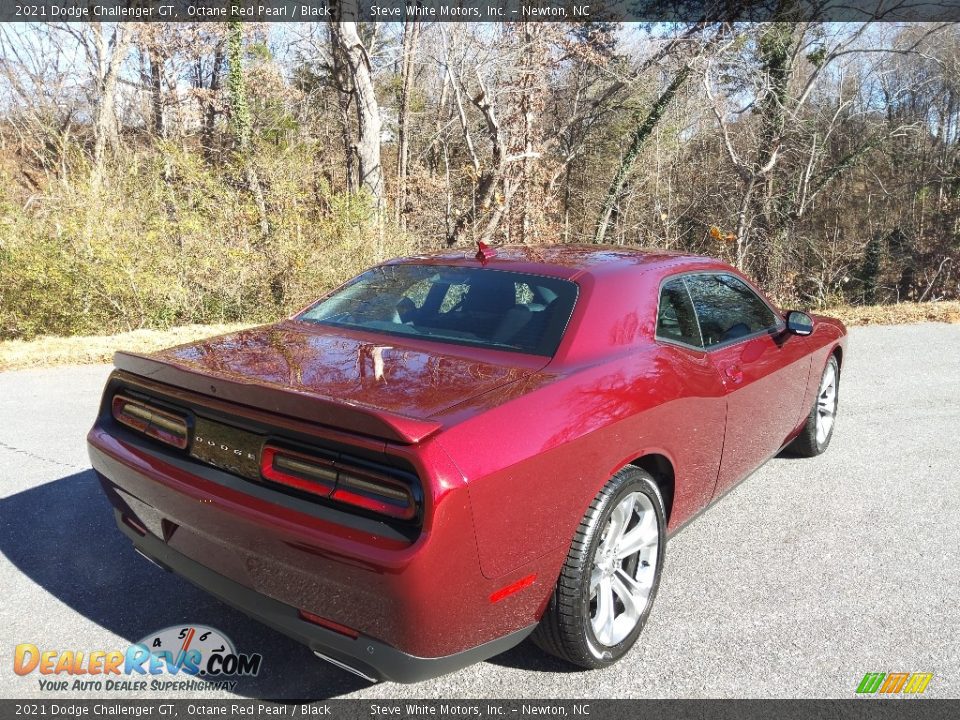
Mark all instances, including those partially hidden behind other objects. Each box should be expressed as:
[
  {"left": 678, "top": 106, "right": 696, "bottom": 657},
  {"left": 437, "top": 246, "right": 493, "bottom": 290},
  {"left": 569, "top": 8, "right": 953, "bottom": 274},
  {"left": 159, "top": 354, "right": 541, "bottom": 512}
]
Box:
[
  {"left": 330, "top": 486, "right": 410, "bottom": 519},
  {"left": 261, "top": 445, "right": 417, "bottom": 520},
  {"left": 112, "top": 395, "right": 189, "bottom": 450},
  {"left": 490, "top": 574, "right": 537, "bottom": 603},
  {"left": 332, "top": 468, "right": 416, "bottom": 520},
  {"left": 261, "top": 446, "right": 336, "bottom": 498},
  {"left": 298, "top": 609, "right": 359, "bottom": 639}
]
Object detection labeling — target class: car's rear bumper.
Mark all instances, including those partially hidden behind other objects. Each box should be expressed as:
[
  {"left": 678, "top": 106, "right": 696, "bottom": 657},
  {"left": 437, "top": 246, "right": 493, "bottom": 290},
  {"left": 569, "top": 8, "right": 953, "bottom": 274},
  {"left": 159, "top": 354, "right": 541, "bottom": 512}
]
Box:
[
  {"left": 113, "top": 508, "right": 534, "bottom": 683},
  {"left": 87, "top": 420, "right": 552, "bottom": 681}
]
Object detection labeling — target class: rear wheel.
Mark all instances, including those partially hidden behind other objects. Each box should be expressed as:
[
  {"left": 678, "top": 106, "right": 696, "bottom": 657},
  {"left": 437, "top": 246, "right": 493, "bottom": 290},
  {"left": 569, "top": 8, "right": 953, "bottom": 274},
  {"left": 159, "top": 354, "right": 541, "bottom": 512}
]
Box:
[
  {"left": 532, "top": 466, "right": 665, "bottom": 668},
  {"left": 789, "top": 354, "right": 840, "bottom": 457}
]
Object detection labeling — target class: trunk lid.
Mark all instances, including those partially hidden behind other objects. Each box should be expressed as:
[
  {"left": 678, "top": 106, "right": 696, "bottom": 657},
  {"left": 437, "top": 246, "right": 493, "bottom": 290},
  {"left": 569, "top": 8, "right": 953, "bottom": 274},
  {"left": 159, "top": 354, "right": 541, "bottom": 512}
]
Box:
[{"left": 114, "top": 320, "right": 544, "bottom": 444}]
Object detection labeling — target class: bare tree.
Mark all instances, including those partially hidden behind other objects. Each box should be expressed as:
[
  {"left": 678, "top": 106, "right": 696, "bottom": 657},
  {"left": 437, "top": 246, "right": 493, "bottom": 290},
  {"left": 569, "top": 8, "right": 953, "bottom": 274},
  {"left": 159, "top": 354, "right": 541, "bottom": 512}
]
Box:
[
  {"left": 593, "top": 65, "right": 692, "bottom": 244},
  {"left": 4, "top": 19, "right": 960, "bottom": 343},
  {"left": 0, "top": 25, "right": 77, "bottom": 181},
  {"left": 329, "top": 19, "right": 385, "bottom": 215},
  {"left": 395, "top": 19, "right": 420, "bottom": 228},
  {"left": 53, "top": 23, "right": 134, "bottom": 181},
  {"left": 703, "top": 21, "right": 949, "bottom": 284}
]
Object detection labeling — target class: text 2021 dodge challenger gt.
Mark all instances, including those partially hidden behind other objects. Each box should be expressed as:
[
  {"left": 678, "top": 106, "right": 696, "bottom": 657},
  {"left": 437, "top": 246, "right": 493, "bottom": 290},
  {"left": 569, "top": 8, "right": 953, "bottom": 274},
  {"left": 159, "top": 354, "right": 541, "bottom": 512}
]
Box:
[{"left": 87, "top": 244, "right": 847, "bottom": 682}]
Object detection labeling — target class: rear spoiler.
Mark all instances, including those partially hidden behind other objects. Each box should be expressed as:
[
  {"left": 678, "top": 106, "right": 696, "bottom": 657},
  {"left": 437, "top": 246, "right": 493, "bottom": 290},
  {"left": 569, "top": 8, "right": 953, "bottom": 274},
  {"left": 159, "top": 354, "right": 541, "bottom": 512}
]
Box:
[{"left": 113, "top": 351, "right": 442, "bottom": 445}]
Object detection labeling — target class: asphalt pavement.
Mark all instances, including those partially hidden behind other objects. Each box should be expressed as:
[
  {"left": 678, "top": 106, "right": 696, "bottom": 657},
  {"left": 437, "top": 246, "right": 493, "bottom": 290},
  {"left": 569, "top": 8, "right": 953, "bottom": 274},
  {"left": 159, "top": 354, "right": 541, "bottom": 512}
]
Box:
[{"left": 1, "top": 323, "right": 958, "bottom": 699}]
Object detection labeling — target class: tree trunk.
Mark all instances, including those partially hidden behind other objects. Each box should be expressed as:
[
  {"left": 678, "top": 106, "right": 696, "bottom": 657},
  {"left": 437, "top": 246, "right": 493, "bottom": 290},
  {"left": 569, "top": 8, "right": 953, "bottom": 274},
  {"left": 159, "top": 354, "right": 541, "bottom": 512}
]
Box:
[
  {"left": 227, "top": 19, "right": 251, "bottom": 152},
  {"left": 201, "top": 48, "right": 224, "bottom": 162},
  {"left": 91, "top": 26, "right": 133, "bottom": 183},
  {"left": 594, "top": 65, "right": 691, "bottom": 244},
  {"left": 746, "top": 24, "right": 797, "bottom": 285},
  {"left": 519, "top": 22, "right": 544, "bottom": 245},
  {"left": 148, "top": 47, "right": 165, "bottom": 137},
  {"left": 429, "top": 68, "right": 450, "bottom": 177},
  {"left": 734, "top": 177, "right": 757, "bottom": 270},
  {"left": 395, "top": 19, "right": 419, "bottom": 227},
  {"left": 336, "top": 90, "right": 357, "bottom": 192},
  {"left": 446, "top": 75, "right": 504, "bottom": 245},
  {"left": 227, "top": 18, "right": 268, "bottom": 240},
  {"left": 330, "top": 20, "right": 385, "bottom": 215}
]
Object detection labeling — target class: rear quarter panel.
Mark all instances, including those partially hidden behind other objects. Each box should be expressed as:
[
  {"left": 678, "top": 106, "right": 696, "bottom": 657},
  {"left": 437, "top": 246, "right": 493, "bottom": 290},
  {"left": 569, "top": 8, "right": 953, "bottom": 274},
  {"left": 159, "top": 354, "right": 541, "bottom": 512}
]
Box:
[{"left": 433, "top": 342, "right": 727, "bottom": 580}]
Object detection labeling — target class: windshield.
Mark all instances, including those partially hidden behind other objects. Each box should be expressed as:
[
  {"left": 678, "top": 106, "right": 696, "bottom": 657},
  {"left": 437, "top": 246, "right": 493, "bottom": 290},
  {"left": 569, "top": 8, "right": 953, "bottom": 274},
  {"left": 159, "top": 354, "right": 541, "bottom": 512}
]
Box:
[{"left": 298, "top": 264, "right": 578, "bottom": 356}]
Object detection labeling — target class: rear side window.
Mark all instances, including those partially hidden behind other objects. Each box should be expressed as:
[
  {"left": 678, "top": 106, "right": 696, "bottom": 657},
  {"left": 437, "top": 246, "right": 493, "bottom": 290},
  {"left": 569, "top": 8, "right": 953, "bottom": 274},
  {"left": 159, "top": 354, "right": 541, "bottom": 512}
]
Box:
[
  {"left": 683, "top": 273, "right": 780, "bottom": 348},
  {"left": 656, "top": 278, "right": 702, "bottom": 348},
  {"left": 299, "top": 264, "right": 578, "bottom": 356}
]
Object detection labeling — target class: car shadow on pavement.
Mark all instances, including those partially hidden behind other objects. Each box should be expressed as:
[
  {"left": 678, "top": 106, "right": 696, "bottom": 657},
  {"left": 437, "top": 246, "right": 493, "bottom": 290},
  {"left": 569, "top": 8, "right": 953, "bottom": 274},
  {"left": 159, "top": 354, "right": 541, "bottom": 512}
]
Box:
[
  {"left": 0, "top": 470, "right": 369, "bottom": 699},
  {"left": 484, "top": 642, "right": 585, "bottom": 675},
  {"left": 774, "top": 447, "right": 812, "bottom": 461}
]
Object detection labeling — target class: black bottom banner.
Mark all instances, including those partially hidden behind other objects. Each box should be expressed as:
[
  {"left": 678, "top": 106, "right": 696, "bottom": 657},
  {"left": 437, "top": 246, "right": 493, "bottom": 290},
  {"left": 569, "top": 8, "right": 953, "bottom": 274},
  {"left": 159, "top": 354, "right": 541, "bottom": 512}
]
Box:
[{"left": 2, "top": 700, "right": 958, "bottom": 720}]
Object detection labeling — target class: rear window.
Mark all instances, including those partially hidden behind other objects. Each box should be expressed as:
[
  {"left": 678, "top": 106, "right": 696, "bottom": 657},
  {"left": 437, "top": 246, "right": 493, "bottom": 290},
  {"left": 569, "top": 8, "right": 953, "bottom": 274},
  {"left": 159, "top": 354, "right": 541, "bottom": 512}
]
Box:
[{"left": 299, "top": 265, "right": 578, "bottom": 356}]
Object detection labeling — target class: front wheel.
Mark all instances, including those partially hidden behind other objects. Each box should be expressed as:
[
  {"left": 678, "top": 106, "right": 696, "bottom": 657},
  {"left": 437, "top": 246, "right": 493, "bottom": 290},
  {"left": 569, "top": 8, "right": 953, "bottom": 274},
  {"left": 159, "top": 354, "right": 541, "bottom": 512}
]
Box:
[
  {"left": 789, "top": 354, "right": 840, "bottom": 457},
  {"left": 532, "top": 466, "right": 666, "bottom": 668}
]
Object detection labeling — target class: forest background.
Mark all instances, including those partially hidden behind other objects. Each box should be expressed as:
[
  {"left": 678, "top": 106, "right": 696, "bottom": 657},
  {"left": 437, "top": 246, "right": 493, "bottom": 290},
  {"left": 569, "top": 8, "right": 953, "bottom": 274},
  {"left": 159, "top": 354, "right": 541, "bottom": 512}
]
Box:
[{"left": 1, "top": 20, "right": 958, "bottom": 341}]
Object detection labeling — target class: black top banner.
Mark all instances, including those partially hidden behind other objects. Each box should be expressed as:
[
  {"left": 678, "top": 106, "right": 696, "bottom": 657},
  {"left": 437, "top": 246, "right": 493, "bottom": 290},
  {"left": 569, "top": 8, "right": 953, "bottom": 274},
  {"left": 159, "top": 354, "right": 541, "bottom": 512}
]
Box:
[{"left": 2, "top": 0, "right": 959, "bottom": 22}]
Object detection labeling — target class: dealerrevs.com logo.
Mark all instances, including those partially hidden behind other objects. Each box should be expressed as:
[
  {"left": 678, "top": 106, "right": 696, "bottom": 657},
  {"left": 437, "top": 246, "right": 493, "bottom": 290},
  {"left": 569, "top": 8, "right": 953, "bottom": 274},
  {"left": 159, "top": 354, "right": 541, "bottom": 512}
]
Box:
[
  {"left": 856, "top": 672, "right": 934, "bottom": 695},
  {"left": 14, "top": 625, "right": 263, "bottom": 693}
]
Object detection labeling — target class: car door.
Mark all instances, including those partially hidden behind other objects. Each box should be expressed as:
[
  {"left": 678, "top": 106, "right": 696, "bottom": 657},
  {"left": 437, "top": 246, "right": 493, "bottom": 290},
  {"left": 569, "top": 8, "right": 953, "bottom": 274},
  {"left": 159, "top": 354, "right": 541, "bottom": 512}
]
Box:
[
  {"left": 683, "top": 272, "right": 812, "bottom": 499},
  {"left": 653, "top": 276, "right": 727, "bottom": 519}
]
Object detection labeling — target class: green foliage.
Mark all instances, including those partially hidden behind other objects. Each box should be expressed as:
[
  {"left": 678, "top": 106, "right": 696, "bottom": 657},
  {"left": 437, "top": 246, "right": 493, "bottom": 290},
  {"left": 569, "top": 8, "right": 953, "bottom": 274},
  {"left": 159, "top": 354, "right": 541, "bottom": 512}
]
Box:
[
  {"left": 0, "top": 143, "right": 412, "bottom": 341},
  {"left": 806, "top": 46, "right": 827, "bottom": 68},
  {"left": 247, "top": 42, "right": 273, "bottom": 63},
  {"left": 385, "top": 73, "right": 427, "bottom": 115},
  {"left": 227, "top": 18, "right": 252, "bottom": 153}
]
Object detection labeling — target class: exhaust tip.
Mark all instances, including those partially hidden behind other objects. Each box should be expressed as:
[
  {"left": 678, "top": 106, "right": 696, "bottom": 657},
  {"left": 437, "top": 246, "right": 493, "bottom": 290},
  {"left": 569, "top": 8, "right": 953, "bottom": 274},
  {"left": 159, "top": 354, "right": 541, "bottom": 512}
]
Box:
[
  {"left": 134, "top": 548, "right": 171, "bottom": 573},
  {"left": 312, "top": 651, "right": 378, "bottom": 683}
]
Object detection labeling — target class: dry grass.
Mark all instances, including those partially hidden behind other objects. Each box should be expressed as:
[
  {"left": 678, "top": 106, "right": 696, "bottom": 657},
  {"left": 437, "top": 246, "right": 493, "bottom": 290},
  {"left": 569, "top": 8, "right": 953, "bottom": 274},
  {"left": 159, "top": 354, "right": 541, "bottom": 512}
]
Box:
[
  {"left": 1, "top": 301, "right": 959, "bottom": 372},
  {"left": 819, "top": 301, "right": 960, "bottom": 327},
  {"left": 0, "top": 323, "right": 255, "bottom": 372}
]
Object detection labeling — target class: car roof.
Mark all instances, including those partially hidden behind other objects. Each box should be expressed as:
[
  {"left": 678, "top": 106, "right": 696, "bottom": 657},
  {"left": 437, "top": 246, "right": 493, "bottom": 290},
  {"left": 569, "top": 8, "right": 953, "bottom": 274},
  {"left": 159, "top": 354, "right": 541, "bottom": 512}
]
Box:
[{"left": 387, "top": 244, "right": 724, "bottom": 280}]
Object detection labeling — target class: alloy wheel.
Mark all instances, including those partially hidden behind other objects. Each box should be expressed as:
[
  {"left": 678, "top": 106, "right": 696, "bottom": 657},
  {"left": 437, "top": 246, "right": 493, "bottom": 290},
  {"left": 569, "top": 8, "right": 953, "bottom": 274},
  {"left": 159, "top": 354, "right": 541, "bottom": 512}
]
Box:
[
  {"left": 589, "top": 491, "right": 659, "bottom": 647},
  {"left": 816, "top": 361, "right": 838, "bottom": 445}
]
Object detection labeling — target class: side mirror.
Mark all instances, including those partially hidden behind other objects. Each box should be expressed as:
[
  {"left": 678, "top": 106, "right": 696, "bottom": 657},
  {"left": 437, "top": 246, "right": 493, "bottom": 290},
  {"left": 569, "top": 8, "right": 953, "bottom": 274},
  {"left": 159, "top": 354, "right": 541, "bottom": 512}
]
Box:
[{"left": 786, "top": 310, "right": 814, "bottom": 336}]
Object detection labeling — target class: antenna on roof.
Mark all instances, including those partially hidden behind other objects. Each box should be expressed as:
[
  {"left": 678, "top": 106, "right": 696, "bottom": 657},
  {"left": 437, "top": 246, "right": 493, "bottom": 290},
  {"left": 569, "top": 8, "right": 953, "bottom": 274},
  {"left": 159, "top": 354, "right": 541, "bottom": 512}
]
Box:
[{"left": 475, "top": 241, "right": 497, "bottom": 263}]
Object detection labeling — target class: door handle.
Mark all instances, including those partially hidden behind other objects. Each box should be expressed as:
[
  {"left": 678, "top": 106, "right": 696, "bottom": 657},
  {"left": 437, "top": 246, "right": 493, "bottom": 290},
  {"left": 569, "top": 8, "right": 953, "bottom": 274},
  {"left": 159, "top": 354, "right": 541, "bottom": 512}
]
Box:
[{"left": 723, "top": 364, "right": 744, "bottom": 384}]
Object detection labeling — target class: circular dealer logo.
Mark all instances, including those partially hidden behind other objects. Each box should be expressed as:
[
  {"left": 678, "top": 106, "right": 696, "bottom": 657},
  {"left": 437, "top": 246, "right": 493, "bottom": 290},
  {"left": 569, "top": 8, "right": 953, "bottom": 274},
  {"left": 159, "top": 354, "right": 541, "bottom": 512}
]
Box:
[{"left": 134, "top": 625, "right": 261, "bottom": 676}]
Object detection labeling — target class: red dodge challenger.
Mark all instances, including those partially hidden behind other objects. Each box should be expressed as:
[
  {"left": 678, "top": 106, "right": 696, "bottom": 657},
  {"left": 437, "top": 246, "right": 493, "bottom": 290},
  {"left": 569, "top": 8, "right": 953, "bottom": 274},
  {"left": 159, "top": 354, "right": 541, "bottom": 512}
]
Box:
[{"left": 87, "top": 244, "right": 847, "bottom": 682}]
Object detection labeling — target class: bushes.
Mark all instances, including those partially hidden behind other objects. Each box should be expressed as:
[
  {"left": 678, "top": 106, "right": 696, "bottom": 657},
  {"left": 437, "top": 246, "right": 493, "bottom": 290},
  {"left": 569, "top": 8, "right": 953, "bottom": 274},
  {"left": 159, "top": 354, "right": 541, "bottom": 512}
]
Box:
[{"left": 0, "top": 143, "right": 413, "bottom": 340}]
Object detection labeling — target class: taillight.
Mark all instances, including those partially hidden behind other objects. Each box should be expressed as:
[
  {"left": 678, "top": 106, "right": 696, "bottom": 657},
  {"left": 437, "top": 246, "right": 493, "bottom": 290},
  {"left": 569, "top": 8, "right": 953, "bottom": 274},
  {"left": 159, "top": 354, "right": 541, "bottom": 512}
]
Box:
[
  {"left": 112, "top": 395, "right": 189, "bottom": 449},
  {"left": 260, "top": 446, "right": 336, "bottom": 498},
  {"left": 261, "top": 445, "right": 418, "bottom": 520},
  {"left": 331, "top": 468, "right": 417, "bottom": 520}
]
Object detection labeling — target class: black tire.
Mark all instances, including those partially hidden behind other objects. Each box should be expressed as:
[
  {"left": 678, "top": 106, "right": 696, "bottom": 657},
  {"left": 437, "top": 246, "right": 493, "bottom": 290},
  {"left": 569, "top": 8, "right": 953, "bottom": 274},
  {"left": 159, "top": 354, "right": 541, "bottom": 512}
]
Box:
[
  {"left": 532, "top": 466, "right": 666, "bottom": 669},
  {"left": 788, "top": 354, "right": 840, "bottom": 458}
]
